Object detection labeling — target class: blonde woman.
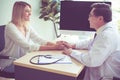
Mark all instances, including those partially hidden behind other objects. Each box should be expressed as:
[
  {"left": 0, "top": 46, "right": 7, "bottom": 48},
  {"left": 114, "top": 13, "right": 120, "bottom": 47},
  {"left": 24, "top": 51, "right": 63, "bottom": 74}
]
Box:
[{"left": 0, "top": 1, "right": 64, "bottom": 73}]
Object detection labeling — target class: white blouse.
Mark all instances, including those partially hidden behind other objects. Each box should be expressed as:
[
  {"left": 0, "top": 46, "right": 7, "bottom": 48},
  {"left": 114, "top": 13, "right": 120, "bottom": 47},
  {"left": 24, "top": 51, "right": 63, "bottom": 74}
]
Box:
[
  {"left": 70, "top": 22, "right": 120, "bottom": 80},
  {"left": 0, "top": 22, "right": 47, "bottom": 69}
]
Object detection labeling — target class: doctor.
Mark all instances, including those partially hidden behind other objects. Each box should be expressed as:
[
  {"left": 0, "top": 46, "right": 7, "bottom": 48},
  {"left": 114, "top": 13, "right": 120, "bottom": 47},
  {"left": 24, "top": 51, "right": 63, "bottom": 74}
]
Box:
[{"left": 62, "top": 3, "right": 120, "bottom": 80}]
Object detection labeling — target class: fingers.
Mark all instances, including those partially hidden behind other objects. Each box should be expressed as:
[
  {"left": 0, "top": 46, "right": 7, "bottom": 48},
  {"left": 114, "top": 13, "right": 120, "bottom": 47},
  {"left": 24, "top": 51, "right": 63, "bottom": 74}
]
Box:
[
  {"left": 58, "top": 44, "right": 65, "bottom": 50},
  {"left": 56, "top": 41, "right": 72, "bottom": 48},
  {"left": 56, "top": 41, "right": 66, "bottom": 45},
  {"left": 55, "top": 42, "right": 72, "bottom": 55},
  {"left": 63, "top": 48, "right": 72, "bottom": 56},
  {"left": 55, "top": 44, "right": 66, "bottom": 50}
]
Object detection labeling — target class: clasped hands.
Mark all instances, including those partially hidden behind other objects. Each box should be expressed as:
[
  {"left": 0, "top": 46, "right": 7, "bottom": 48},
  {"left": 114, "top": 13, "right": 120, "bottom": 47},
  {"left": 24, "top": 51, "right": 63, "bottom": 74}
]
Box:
[{"left": 56, "top": 41, "right": 75, "bottom": 55}]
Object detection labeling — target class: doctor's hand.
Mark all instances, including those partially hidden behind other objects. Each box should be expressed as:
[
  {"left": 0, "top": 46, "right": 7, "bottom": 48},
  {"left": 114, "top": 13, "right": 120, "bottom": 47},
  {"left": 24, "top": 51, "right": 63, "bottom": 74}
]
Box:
[
  {"left": 56, "top": 41, "right": 75, "bottom": 49},
  {"left": 63, "top": 47, "right": 73, "bottom": 56}
]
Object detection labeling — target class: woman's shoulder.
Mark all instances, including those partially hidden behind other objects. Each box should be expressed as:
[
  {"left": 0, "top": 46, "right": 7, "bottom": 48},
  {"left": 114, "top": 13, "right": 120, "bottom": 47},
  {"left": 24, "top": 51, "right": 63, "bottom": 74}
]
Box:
[
  {"left": 5, "top": 22, "right": 18, "bottom": 32},
  {"left": 6, "top": 22, "right": 16, "bottom": 28}
]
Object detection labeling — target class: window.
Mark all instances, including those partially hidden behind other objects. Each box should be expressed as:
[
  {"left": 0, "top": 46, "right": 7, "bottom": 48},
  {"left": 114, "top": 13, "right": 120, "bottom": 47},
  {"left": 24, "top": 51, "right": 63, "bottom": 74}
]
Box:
[{"left": 108, "top": 0, "right": 120, "bottom": 31}]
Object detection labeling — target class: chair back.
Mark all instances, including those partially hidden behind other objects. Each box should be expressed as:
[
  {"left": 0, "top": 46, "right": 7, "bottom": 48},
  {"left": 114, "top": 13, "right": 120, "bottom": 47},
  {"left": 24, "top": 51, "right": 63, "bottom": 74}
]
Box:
[
  {"left": 0, "top": 25, "right": 15, "bottom": 78},
  {"left": 0, "top": 25, "right": 5, "bottom": 52}
]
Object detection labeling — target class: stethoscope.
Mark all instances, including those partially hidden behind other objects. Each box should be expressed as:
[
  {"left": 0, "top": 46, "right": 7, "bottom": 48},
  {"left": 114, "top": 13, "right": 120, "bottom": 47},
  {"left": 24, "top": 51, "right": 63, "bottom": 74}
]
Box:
[{"left": 29, "top": 55, "right": 64, "bottom": 65}]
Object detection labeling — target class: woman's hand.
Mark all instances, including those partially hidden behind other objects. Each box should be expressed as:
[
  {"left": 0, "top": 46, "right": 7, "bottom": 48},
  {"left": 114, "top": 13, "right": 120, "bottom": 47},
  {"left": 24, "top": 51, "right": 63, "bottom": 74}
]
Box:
[
  {"left": 54, "top": 44, "right": 65, "bottom": 50},
  {"left": 47, "top": 41, "right": 66, "bottom": 50},
  {"left": 39, "top": 41, "right": 65, "bottom": 50}
]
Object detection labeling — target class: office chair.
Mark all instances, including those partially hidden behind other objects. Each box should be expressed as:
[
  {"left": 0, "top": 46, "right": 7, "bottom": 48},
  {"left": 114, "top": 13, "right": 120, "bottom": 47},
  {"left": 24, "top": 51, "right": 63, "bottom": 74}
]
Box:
[
  {"left": 0, "top": 25, "right": 15, "bottom": 78},
  {"left": 0, "top": 25, "right": 5, "bottom": 52}
]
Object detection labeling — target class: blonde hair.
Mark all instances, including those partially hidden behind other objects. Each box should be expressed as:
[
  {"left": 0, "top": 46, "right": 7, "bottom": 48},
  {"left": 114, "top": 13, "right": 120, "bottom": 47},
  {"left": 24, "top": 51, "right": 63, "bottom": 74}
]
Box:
[{"left": 11, "top": 1, "right": 31, "bottom": 26}]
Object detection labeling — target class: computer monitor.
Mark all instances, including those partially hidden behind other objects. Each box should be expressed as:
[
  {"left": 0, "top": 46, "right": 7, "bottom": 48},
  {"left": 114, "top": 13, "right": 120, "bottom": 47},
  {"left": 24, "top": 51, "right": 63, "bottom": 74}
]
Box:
[{"left": 60, "top": 1, "right": 111, "bottom": 31}]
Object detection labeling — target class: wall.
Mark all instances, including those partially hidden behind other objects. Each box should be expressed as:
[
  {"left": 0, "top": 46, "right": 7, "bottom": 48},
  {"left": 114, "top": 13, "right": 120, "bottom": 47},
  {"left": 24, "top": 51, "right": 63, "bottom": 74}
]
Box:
[{"left": 0, "top": 0, "right": 56, "bottom": 40}]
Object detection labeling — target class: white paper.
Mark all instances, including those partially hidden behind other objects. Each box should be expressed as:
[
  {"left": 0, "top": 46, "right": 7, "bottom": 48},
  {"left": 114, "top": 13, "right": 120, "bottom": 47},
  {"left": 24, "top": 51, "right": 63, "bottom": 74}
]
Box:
[{"left": 38, "top": 54, "right": 72, "bottom": 64}]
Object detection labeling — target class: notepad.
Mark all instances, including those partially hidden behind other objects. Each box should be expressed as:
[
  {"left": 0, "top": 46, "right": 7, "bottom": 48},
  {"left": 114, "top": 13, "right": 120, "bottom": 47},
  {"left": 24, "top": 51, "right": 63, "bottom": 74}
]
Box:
[
  {"left": 55, "top": 55, "right": 72, "bottom": 64},
  {"left": 38, "top": 54, "right": 72, "bottom": 64}
]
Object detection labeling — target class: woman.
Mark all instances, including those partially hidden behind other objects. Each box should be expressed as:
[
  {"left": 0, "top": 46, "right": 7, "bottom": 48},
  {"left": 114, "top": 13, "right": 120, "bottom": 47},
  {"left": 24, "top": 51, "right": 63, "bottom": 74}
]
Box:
[{"left": 0, "top": 1, "right": 64, "bottom": 73}]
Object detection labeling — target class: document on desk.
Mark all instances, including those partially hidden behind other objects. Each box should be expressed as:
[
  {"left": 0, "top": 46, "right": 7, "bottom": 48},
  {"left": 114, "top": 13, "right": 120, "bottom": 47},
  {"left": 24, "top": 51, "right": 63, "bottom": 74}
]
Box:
[{"left": 38, "top": 54, "right": 72, "bottom": 64}]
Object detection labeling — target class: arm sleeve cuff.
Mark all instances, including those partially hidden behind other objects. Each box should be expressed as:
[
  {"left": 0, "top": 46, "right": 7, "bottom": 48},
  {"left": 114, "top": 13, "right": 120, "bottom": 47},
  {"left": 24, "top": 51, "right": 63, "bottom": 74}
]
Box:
[{"left": 70, "top": 50, "right": 83, "bottom": 63}]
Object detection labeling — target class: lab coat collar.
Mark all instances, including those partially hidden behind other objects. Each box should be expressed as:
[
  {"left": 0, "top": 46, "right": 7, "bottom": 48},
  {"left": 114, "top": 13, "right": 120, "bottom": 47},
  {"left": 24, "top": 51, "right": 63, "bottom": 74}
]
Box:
[{"left": 96, "top": 22, "right": 112, "bottom": 35}]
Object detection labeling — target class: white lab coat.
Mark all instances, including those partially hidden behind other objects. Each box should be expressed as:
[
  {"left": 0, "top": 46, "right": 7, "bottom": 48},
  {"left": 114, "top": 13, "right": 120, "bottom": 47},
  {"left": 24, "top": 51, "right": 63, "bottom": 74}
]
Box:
[{"left": 70, "top": 22, "right": 120, "bottom": 80}]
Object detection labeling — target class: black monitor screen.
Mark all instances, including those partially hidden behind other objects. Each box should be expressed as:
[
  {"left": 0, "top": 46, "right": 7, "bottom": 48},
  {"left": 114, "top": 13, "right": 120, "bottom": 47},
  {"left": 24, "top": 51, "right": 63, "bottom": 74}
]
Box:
[{"left": 60, "top": 1, "right": 111, "bottom": 31}]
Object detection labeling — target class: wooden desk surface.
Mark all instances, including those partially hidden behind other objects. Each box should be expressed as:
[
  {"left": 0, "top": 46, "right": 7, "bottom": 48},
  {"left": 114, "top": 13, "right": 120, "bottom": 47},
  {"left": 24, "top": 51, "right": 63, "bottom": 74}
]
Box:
[{"left": 14, "top": 50, "right": 86, "bottom": 77}]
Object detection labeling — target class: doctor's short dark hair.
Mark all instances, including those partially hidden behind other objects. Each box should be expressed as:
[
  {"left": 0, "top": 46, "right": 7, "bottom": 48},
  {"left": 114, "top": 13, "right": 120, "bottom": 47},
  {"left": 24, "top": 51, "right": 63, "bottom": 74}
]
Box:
[{"left": 91, "top": 3, "right": 112, "bottom": 22}]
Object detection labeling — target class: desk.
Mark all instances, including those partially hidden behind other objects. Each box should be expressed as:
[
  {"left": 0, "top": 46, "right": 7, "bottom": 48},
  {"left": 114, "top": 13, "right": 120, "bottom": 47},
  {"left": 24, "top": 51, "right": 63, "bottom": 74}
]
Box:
[{"left": 14, "top": 50, "right": 86, "bottom": 80}]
